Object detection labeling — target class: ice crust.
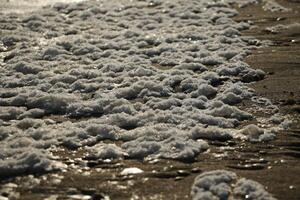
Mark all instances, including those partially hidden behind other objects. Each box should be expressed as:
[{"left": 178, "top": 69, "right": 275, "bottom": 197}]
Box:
[
  {"left": 191, "top": 170, "right": 276, "bottom": 200},
  {"left": 0, "top": 0, "right": 278, "bottom": 178}
]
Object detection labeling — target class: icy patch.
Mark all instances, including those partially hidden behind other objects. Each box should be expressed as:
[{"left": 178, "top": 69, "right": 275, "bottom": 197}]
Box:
[{"left": 191, "top": 170, "right": 276, "bottom": 200}]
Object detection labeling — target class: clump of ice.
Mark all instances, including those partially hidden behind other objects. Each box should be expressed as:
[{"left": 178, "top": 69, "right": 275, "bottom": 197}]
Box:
[{"left": 191, "top": 170, "right": 276, "bottom": 200}]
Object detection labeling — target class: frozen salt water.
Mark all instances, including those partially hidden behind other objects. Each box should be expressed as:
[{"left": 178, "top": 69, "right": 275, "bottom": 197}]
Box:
[{"left": 0, "top": 0, "right": 281, "bottom": 180}]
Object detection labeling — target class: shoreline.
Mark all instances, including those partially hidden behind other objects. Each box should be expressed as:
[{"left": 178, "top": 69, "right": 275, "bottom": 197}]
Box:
[{"left": 0, "top": 0, "right": 299, "bottom": 199}]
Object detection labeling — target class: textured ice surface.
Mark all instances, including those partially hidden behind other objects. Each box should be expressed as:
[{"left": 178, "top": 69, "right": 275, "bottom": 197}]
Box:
[
  {"left": 0, "top": 0, "right": 278, "bottom": 178},
  {"left": 191, "top": 170, "right": 276, "bottom": 200}
]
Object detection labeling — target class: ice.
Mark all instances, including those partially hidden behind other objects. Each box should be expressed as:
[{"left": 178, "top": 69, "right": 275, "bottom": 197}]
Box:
[{"left": 191, "top": 170, "right": 275, "bottom": 200}]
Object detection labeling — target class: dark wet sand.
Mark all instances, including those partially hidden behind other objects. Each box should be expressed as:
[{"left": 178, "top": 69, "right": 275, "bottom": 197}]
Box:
[{"left": 1, "top": 0, "right": 300, "bottom": 200}]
